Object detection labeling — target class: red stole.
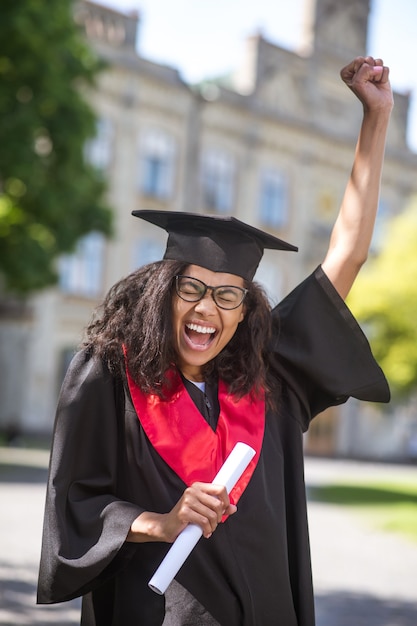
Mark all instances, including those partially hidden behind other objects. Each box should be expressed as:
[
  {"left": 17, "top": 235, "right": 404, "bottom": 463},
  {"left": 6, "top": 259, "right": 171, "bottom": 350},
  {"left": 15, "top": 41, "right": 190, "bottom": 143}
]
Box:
[{"left": 126, "top": 369, "right": 265, "bottom": 506}]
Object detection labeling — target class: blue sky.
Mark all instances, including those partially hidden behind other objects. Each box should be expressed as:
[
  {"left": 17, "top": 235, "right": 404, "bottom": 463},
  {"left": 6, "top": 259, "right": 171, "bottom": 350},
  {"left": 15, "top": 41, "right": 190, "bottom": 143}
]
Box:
[{"left": 98, "top": 0, "right": 417, "bottom": 151}]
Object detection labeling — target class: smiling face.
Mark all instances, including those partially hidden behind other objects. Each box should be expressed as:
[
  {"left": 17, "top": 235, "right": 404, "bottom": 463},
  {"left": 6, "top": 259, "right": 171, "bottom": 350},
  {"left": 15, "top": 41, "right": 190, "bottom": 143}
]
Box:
[{"left": 172, "top": 264, "right": 246, "bottom": 382}]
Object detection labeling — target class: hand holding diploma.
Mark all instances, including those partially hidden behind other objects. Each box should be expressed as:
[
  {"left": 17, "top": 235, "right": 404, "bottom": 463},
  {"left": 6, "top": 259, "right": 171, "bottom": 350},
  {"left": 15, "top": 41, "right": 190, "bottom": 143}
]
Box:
[{"left": 148, "top": 442, "right": 256, "bottom": 595}]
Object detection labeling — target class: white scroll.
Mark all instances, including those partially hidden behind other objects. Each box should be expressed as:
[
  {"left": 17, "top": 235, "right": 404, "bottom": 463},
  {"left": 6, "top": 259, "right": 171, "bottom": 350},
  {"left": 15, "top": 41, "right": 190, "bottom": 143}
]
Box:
[{"left": 148, "top": 442, "right": 255, "bottom": 595}]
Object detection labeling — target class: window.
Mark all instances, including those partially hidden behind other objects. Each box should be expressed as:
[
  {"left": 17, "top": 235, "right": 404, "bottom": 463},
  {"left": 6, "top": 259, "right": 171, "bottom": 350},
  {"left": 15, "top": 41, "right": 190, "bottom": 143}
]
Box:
[
  {"left": 85, "top": 118, "right": 114, "bottom": 171},
  {"left": 132, "top": 237, "right": 165, "bottom": 270},
  {"left": 59, "top": 232, "right": 105, "bottom": 297},
  {"left": 139, "top": 130, "right": 176, "bottom": 199},
  {"left": 259, "top": 168, "right": 288, "bottom": 229},
  {"left": 201, "top": 149, "right": 235, "bottom": 213}
]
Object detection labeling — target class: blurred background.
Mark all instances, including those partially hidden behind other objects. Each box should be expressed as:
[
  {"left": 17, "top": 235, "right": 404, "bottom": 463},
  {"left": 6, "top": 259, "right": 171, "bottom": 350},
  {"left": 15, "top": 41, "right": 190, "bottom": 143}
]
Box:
[
  {"left": 1, "top": 0, "right": 417, "bottom": 459},
  {"left": 0, "top": 1, "right": 417, "bottom": 624}
]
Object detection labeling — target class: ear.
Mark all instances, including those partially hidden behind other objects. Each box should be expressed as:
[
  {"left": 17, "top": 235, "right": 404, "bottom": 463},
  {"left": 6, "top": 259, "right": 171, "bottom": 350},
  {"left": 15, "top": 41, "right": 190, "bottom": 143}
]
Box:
[{"left": 238, "top": 307, "right": 246, "bottom": 324}]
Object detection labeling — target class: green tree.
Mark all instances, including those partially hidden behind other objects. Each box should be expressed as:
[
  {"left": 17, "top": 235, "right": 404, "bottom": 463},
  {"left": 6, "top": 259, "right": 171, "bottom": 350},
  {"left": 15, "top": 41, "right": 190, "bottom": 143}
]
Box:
[
  {"left": 0, "top": 0, "right": 112, "bottom": 294},
  {"left": 348, "top": 197, "right": 417, "bottom": 398}
]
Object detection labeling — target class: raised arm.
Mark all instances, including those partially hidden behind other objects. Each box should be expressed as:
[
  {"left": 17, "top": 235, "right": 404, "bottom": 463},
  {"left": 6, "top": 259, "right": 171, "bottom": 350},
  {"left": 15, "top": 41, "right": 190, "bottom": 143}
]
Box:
[{"left": 321, "top": 56, "right": 394, "bottom": 299}]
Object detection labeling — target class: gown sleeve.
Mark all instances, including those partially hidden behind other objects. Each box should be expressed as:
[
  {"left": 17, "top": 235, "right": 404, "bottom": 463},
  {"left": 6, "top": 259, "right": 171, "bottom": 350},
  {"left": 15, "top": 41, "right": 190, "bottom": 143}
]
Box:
[
  {"left": 37, "top": 349, "right": 143, "bottom": 604},
  {"left": 270, "top": 265, "right": 390, "bottom": 427}
]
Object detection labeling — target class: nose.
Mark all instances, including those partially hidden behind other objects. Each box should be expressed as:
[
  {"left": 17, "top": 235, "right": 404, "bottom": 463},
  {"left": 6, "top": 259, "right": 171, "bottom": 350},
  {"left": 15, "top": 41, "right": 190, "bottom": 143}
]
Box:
[{"left": 193, "top": 289, "right": 217, "bottom": 313}]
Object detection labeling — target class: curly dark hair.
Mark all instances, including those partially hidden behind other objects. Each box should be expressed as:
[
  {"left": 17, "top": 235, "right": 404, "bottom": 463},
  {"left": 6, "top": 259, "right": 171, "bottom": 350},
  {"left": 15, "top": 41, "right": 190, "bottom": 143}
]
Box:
[{"left": 82, "top": 260, "right": 274, "bottom": 399}]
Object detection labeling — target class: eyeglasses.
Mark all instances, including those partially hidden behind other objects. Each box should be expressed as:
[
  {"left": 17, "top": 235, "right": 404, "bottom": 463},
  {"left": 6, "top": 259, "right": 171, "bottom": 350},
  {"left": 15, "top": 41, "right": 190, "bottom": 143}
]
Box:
[{"left": 175, "top": 275, "right": 248, "bottom": 310}]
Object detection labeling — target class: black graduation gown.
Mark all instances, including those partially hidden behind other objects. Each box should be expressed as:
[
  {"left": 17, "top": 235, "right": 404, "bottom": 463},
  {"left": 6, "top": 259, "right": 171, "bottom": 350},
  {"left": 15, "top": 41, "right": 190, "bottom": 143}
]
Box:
[{"left": 37, "top": 266, "right": 390, "bottom": 625}]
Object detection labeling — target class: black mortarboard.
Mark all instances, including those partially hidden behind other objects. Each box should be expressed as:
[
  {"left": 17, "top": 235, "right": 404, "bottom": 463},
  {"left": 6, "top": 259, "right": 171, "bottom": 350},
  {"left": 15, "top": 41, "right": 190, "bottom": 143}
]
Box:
[{"left": 132, "top": 210, "right": 298, "bottom": 281}]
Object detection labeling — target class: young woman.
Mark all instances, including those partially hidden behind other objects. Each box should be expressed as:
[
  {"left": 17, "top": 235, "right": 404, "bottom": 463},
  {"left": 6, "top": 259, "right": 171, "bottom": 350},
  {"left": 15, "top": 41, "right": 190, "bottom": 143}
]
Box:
[{"left": 38, "top": 57, "right": 393, "bottom": 625}]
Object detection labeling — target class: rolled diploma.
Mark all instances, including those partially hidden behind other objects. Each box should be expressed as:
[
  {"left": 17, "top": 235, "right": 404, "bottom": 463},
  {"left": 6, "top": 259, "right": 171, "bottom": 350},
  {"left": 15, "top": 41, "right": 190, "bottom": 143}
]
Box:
[{"left": 148, "top": 441, "right": 256, "bottom": 595}]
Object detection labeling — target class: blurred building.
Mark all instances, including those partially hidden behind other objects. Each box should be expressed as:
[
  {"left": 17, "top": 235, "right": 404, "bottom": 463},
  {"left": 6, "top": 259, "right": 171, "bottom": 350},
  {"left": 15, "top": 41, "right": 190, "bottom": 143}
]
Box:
[{"left": 1, "top": 0, "right": 417, "bottom": 458}]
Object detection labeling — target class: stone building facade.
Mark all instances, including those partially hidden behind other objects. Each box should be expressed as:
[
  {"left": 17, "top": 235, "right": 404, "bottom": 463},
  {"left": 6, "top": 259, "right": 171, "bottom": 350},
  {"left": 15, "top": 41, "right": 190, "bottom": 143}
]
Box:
[{"left": 1, "top": 0, "right": 417, "bottom": 457}]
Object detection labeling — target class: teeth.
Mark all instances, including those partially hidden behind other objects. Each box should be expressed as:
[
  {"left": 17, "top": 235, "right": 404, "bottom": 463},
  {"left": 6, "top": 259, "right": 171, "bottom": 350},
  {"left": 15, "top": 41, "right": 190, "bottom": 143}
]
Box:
[{"left": 186, "top": 323, "right": 216, "bottom": 334}]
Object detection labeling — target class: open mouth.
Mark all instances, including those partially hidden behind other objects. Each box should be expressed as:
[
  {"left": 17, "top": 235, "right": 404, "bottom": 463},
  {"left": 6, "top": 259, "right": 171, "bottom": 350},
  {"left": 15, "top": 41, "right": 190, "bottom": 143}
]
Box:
[{"left": 185, "top": 322, "right": 217, "bottom": 347}]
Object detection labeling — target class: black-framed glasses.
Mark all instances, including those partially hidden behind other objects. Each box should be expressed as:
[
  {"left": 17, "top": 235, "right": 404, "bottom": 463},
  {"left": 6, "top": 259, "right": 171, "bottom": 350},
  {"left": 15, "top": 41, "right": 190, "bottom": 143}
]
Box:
[{"left": 175, "top": 275, "right": 248, "bottom": 310}]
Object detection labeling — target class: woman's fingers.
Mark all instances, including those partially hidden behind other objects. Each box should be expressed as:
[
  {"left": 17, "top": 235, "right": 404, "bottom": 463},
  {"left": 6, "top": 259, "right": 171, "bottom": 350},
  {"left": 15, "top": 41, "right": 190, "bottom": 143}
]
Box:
[{"left": 173, "top": 482, "right": 237, "bottom": 538}]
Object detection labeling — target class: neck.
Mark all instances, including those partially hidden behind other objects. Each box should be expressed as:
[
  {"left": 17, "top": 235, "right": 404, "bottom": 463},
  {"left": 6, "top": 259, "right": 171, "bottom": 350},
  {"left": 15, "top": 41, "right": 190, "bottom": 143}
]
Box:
[{"left": 179, "top": 366, "right": 204, "bottom": 383}]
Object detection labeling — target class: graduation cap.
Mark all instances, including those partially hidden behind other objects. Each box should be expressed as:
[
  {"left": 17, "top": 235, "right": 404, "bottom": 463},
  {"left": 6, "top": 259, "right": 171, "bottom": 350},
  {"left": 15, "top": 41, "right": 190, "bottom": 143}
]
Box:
[{"left": 132, "top": 210, "right": 298, "bottom": 281}]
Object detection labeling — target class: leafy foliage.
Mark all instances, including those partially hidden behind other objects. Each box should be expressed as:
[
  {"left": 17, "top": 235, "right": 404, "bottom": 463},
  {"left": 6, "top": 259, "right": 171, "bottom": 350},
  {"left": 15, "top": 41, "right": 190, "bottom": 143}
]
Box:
[
  {"left": 348, "top": 197, "right": 417, "bottom": 398},
  {"left": 0, "top": 0, "right": 112, "bottom": 294}
]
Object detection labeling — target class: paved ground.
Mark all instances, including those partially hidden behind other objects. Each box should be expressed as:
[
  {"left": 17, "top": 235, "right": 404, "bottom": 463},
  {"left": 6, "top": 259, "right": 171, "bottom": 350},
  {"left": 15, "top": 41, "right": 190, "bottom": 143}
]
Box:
[
  {"left": 0, "top": 447, "right": 416, "bottom": 625},
  {"left": 306, "top": 459, "right": 417, "bottom": 625}
]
